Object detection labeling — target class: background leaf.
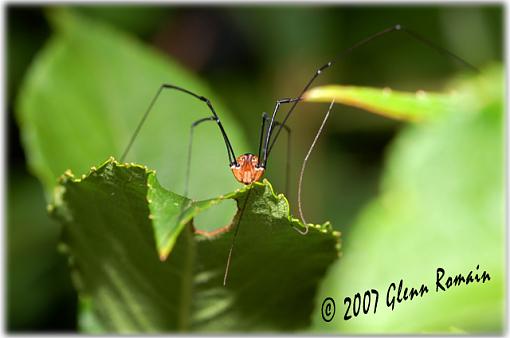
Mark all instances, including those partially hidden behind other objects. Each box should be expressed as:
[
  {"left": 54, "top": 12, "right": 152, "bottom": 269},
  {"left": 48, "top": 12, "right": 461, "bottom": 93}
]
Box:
[
  {"left": 312, "top": 64, "right": 504, "bottom": 333},
  {"left": 51, "top": 158, "right": 340, "bottom": 333}
]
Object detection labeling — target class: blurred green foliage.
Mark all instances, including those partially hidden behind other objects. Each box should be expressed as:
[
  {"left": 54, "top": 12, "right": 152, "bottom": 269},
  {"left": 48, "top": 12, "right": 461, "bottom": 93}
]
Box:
[
  {"left": 313, "top": 65, "right": 503, "bottom": 333},
  {"left": 7, "top": 170, "right": 76, "bottom": 331},
  {"left": 8, "top": 4, "right": 503, "bottom": 333}
]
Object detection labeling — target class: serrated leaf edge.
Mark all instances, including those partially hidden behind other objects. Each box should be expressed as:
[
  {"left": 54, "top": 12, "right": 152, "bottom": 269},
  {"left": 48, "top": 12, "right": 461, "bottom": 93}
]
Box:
[{"left": 50, "top": 157, "right": 341, "bottom": 260}]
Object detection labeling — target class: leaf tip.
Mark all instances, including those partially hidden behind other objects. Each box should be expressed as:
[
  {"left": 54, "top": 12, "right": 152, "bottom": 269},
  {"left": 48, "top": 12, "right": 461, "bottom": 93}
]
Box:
[{"left": 159, "top": 251, "right": 169, "bottom": 262}]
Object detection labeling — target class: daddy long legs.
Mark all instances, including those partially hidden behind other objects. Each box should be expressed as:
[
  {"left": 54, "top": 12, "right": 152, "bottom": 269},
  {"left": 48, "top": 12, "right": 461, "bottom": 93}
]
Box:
[{"left": 120, "top": 24, "right": 478, "bottom": 285}]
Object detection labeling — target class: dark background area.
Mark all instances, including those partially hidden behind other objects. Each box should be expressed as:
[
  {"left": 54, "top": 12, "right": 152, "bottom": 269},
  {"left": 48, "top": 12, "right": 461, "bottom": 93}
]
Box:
[{"left": 6, "top": 4, "right": 502, "bottom": 332}]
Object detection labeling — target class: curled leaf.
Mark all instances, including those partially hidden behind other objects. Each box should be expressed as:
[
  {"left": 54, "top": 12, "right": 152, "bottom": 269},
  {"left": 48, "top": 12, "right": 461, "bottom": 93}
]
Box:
[{"left": 303, "top": 84, "right": 459, "bottom": 121}]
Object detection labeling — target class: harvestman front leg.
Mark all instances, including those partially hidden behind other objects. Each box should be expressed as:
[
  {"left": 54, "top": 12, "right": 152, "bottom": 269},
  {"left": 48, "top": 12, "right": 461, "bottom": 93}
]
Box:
[
  {"left": 186, "top": 116, "right": 245, "bottom": 238},
  {"left": 257, "top": 112, "right": 291, "bottom": 197},
  {"left": 120, "top": 84, "right": 238, "bottom": 167},
  {"left": 120, "top": 84, "right": 240, "bottom": 237},
  {"left": 261, "top": 97, "right": 300, "bottom": 168}
]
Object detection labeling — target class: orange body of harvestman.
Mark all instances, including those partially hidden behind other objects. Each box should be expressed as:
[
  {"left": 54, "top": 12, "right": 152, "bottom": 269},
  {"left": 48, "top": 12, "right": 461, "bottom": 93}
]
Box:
[{"left": 230, "top": 154, "right": 265, "bottom": 185}]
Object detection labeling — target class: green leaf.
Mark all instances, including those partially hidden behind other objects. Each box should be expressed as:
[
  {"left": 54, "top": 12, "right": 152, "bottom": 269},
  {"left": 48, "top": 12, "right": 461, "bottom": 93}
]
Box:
[
  {"left": 16, "top": 8, "right": 249, "bottom": 207},
  {"left": 50, "top": 158, "right": 340, "bottom": 333},
  {"left": 312, "top": 64, "right": 504, "bottom": 333},
  {"left": 303, "top": 84, "right": 459, "bottom": 121}
]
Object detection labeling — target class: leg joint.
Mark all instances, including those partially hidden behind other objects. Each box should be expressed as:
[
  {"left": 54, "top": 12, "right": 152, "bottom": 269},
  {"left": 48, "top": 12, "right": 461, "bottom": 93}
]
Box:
[
  {"left": 191, "top": 116, "right": 215, "bottom": 128},
  {"left": 317, "top": 61, "right": 333, "bottom": 74},
  {"left": 200, "top": 96, "right": 212, "bottom": 105},
  {"left": 277, "top": 97, "right": 300, "bottom": 104}
]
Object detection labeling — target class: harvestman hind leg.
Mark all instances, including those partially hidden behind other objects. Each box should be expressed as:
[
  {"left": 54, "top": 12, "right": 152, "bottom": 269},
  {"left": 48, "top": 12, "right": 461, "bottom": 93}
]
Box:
[
  {"left": 259, "top": 24, "right": 480, "bottom": 236},
  {"left": 120, "top": 84, "right": 238, "bottom": 167},
  {"left": 262, "top": 24, "right": 480, "bottom": 169},
  {"left": 296, "top": 100, "right": 335, "bottom": 235},
  {"left": 259, "top": 24, "right": 480, "bottom": 233},
  {"left": 184, "top": 116, "right": 216, "bottom": 198}
]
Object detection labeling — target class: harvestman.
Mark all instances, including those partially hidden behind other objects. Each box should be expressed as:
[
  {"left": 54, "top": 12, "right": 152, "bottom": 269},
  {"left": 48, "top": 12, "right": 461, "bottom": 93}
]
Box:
[{"left": 120, "top": 24, "right": 478, "bottom": 285}]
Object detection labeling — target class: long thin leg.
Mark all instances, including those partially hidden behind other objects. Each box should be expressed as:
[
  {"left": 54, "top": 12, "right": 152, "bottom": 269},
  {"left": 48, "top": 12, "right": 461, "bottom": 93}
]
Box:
[
  {"left": 120, "top": 84, "right": 237, "bottom": 166},
  {"left": 261, "top": 97, "right": 300, "bottom": 167},
  {"left": 175, "top": 116, "right": 217, "bottom": 233},
  {"left": 257, "top": 113, "right": 268, "bottom": 162},
  {"left": 184, "top": 116, "right": 216, "bottom": 198},
  {"left": 223, "top": 187, "right": 253, "bottom": 286},
  {"left": 263, "top": 24, "right": 480, "bottom": 165},
  {"left": 296, "top": 100, "right": 335, "bottom": 234},
  {"left": 257, "top": 112, "right": 291, "bottom": 196}
]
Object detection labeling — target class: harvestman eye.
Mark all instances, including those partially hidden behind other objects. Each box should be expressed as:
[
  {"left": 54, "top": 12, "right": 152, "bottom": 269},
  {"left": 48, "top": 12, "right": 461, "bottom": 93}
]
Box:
[{"left": 119, "top": 24, "right": 479, "bottom": 286}]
